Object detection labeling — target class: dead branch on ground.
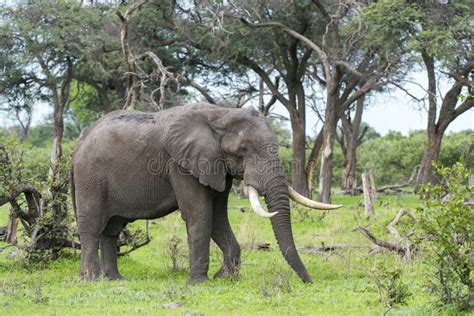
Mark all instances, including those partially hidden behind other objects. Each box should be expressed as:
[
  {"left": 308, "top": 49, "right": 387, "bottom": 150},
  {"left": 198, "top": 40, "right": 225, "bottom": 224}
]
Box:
[{"left": 353, "top": 208, "right": 416, "bottom": 260}]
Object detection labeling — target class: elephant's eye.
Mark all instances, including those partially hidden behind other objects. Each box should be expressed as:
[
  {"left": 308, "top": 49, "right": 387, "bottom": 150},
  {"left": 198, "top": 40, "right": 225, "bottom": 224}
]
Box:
[{"left": 240, "top": 144, "right": 248, "bottom": 154}]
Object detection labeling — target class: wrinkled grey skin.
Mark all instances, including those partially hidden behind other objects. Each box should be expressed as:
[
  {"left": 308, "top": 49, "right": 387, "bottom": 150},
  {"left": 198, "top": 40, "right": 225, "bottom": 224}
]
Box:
[{"left": 71, "top": 103, "right": 312, "bottom": 284}]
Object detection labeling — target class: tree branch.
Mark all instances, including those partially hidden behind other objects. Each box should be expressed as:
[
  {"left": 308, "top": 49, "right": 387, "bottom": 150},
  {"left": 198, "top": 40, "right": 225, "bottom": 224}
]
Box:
[
  {"left": 239, "top": 18, "right": 331, "bottom": 81},
  {"left": 187, "top": 79, "right": 216, "bottom": 104},
  {"left": 454, "top": 98, "right": 474, "bottom": 119},
  {"left": 388, "top": 80, "right": 425, "bottom": 102},
  {"left": 236, "top": 56, "right": 291, "bottom": 109}
]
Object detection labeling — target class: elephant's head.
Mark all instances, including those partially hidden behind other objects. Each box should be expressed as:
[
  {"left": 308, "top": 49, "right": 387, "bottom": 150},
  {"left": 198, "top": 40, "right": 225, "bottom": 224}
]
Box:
[{"left": 166, "top": 103, "right": 341, "bottom": 283}]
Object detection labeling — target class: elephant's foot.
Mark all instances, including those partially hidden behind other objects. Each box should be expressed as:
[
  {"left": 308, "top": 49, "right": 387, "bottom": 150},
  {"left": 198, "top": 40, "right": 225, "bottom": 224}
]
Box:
[
  {"left": 213, "top": 266, "right": 240, "bottom": 280},
  {"left": 104, "top": 271, "right": 124, "bottom": 281},
  {"left": 189, "top": 275, "right": 210, "bottom": 285}
]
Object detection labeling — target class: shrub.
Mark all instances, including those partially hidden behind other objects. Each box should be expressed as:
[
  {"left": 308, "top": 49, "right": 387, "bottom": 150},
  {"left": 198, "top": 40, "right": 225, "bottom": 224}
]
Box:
[
  {"left": 260, "top": 261, "right": 292, "bottom": 300},
  {"left": 417, "top": 162, "right": 473, "bottom": 311},
  {"left": 0, "top": 136, "right": 74, "bottom": 265},
  {"left": 371, "top": 261, "right": 411, "bottom": 309}
]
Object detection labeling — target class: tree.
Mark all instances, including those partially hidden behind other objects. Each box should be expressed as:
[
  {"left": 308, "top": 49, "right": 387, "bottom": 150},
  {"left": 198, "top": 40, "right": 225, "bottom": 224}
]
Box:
[
  {"left": 0, "top": 13, "right": 42, "bottom": 141},
  {"left": 0, "top": 1, "right": 123, "bottom": 240},
  {"left": 364, "top": 0, "right": 473, "bottom": 187},
  {"left": 337, "top": 95, "right": 368, "bottom": 190},
  {"left": 0, "top": 90, "right": 36, "bottom": 142},
  {"left": 166, "top": 1, "right": 321, "bottom": 196},
  {"left": 1, "top": 1, "right": 113, "bottom": 174},
  {"left": 239, "top": 1, "right": 402, "bottom": 202},
  {"left": 412, "top": 1, "right": 474, "bottom": 186}
]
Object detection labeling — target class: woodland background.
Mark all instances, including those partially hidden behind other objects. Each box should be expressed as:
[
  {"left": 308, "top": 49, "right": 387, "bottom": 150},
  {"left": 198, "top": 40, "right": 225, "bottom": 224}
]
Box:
[{"left": 0, "top": 0, "right": 472, "bottom": 314}]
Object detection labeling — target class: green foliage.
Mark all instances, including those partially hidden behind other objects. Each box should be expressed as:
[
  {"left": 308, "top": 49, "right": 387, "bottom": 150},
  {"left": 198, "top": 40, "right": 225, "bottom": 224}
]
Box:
[
  {"left": 362, "top": 0, "right": 422, "bottom": 56},
  {"left": 358, "top": 131, "right": 473, "bottom": 186},
  {"left": 363, "top": 0, "right": 473, "bottom": 64},
  {"left": 0, "top": 137, "right": 24, "bottom": 198},
  {"left": 414, "top": 2, "right": 473, "bottom": 67},
  {"left": 371, "top": 261, "right": 412, "bottom": 309},
  {"left": 417, "top": 163, "right": 473, "bottom": 311},
  {"left": 68, "top": 81, "right": 103, "bottom": 131},
  {"left": 0, "top": 136, "right": 75, "bottom": 265},
  {"left": 27, "top": 156, "right": 73, "bottom": 264},
  {"left": 358, "top": 131, "right": 425, "bottom": 185},
  {"left": 360, "top": 122, "right": 381, "bottom": 141},
  {"left": 0, "top": 1, "right": 125, "bottom": 132}
]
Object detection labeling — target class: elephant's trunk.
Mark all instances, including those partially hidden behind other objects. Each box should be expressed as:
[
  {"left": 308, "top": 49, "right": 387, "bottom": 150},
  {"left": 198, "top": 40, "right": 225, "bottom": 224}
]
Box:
[{"left": 264, "top": 176, "right": 313, "bottom": 284}]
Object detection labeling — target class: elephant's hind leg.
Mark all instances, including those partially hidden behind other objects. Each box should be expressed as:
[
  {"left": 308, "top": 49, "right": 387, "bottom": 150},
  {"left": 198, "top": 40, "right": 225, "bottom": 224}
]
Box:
[
  {"left": 99, "top": 217, "right": 127, "bottom": 280},
  {"left": 79, "top": 233, "right": 101, "bottom": 281},
  {"left": 76, "top": 183, "right": 107, "bottom": 281},
  {"left": 100, "top": 234, "right": 121, "bottom": 280}
]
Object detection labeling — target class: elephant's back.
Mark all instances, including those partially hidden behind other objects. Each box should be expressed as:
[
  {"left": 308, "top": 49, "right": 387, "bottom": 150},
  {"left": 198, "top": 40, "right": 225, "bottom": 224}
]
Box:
[
  {"left": 73, "top": 108, "right": 181, "bottom": 158},
  {"left": 71, "top": 103, "right": 213, "bottom": 165},
  {"left": 73, "top": 112, "right": 160, "bottom": 170}
]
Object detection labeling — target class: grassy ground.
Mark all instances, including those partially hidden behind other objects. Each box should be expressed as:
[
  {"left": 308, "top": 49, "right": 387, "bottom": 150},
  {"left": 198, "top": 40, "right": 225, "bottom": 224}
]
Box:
[{"left": 0, "top": 193, "right": 453, "bottom": 315}]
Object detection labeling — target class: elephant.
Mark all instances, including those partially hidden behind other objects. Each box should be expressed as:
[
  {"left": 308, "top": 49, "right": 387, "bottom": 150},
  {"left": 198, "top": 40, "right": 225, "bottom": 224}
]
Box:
[{"left": 71, "top": 103, "right": 341, "bottom": 284}]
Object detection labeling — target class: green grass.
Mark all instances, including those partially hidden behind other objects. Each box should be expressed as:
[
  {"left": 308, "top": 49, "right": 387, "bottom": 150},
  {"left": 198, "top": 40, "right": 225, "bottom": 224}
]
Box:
[{"left": 0, "top": 194, "right": 454, "bottom": 315}]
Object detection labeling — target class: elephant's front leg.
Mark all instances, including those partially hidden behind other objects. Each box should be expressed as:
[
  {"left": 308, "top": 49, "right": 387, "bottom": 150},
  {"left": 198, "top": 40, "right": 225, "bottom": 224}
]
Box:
[
  {"left": 183, "top": 205, "right": 213, "bottom": 284},
  {"left": 170, "top": 168, "right": 213, "bottom": 284},
  {"left": 212, "top": 179, "right": 241, "bottom": 279}
]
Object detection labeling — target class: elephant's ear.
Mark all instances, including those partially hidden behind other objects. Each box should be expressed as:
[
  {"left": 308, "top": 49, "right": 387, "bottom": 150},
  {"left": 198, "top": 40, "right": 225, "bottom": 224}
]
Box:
[{"left": 165, "top": 107, "right": 228, "bottom": 192}]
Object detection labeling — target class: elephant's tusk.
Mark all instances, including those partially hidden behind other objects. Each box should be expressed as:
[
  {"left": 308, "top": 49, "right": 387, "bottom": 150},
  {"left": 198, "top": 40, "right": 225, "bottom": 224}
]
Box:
[
  {"left": 246, "top": 186, "right": 278, "bottom": 218},
  {"left": 288, "top": 186, "right": 343, "bottom": 210}
]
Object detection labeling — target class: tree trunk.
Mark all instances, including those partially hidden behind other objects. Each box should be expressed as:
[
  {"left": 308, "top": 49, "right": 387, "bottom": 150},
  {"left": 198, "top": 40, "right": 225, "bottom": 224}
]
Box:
[
  {"left": 319, "top": 94, "right": 337, "bottom": 203},
  {"left": 417, "top": 130, "right": 443, "bottom": 186},
  {"left": 341, "top": 139, "right": 357, "bottom": 191},
  {"left": 288, "top": 80, "right": 309, "bottom": 197},
  {"left": 291, "top": 119, "right": 309, "bottom": 197},
  {"left": 340, "top": 96, "right": 364, "bottom": 191},
  {"left": 416, "top": 50, "right": 439, "bottom": 187},
  {"left": 369, "top": 171, "right": 377, "bottom": 200},
  {"left": 42, "top": 58, "right": 72, "bottom": 179},
  {"left": 6, "top": 209, "right": 18, "bottom": 244},
  {"left": 49, "top": 106, "right": 64, "bottom": 177},
  {"left": 306, "top": 129, "right": 323, "bottom": 198},
  {"left": 362, "top": 172, "right": 375, "bottom": 218},
  {"left": 416, "top": 48, "right": 473, "bottom": 187}
]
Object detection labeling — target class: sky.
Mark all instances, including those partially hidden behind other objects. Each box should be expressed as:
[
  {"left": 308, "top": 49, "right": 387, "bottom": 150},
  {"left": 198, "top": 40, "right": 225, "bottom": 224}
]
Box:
[
  {"left": 271, "top": 71, "right": 473, "bottom": 136},
  {"left": 1, "top": 72, "right": 472, "bottom": 136}
]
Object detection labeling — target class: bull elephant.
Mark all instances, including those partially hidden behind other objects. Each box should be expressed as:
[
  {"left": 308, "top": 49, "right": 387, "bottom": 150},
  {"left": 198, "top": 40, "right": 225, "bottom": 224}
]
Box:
[{"left": 71, "top": 103, "right": 341, "bottom": 284}]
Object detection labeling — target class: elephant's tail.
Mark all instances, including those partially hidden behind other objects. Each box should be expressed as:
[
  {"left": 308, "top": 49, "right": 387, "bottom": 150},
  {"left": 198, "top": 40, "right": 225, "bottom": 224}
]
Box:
[{"left": 70, "top": 165, "right": 77, "bottom": 221}]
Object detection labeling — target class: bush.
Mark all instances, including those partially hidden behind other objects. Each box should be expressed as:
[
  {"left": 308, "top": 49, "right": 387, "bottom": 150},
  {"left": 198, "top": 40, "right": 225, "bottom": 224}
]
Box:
[
  {"left": 417, "top": 162, "right": 473, "bottom": 311},
  {"left": 358, "top": 131, "right": 426, "bottom": 185},
  {"left": 0, "top": 136, "right": 74, "bottom": 264},
  {"left": 357, "top": 130, "right": 473, "bottom": 186},
  {"left": 371, "top": 261, "right": 411, "bottom": 309}
]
